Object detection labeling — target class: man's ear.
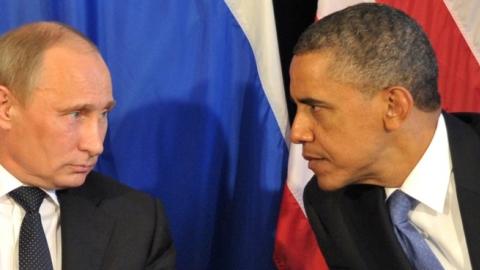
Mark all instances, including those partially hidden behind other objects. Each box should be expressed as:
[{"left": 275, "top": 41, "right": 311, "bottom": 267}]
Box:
[
  {"left": 0, "top": 85, "right": 15, "bottom": 130},
  {"left": 382, "top": 86, "right": 414, "bottom": 131}
]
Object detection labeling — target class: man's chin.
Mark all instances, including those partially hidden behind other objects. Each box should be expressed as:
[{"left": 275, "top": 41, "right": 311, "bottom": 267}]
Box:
[
  {"left": 54, "top": 173, "right": 89, "bottom": 189},
  {"left": 314, "top": 174, "right": 348, "bottom": 191}
]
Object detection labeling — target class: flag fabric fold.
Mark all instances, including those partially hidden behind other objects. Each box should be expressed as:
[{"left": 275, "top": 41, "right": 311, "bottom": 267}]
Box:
[{"left": 1, "top": 1, "right": 288, "bottom": 269}]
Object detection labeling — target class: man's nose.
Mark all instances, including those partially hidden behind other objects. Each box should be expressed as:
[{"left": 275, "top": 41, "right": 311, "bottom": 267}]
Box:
[
  {"left": 290, "top": 113, "right": 314, "bottom": 144},
  {"left": 78, "top": 116, "right": 106, "bottom": 157}
]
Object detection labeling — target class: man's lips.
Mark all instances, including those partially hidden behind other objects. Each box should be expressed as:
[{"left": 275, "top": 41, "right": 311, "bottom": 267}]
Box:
[
  {"left": 70, "top": 164, "right": 95, "bottom": 173},
  {"left": 306, "top": 159, "right": 331, "bottom": 175},
  {"left": 302, "top": 153, "right": 329, "bottom": 171},
  {"left": 302, "top": 153, "right": 324, "bottom": 161}
]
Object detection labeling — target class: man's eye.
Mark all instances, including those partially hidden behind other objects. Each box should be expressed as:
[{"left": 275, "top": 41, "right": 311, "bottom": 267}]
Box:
[
  {"left": 310, "top": 105, "right": 321, "bottom": 112},
  {"left": 101, "top": 111, "right": 109, "bottom": 118},
  {"left": 70, "top": 111, "right": 81, "bottom": 118}
]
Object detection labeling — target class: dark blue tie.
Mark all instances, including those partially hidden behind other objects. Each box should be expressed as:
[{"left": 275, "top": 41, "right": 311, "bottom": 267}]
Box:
[
  {"left": 9, "top": 187, "right": 54, "bottom": 270},
  {"left": 388, "top": 190, "right": 443, "bottom": 270}
]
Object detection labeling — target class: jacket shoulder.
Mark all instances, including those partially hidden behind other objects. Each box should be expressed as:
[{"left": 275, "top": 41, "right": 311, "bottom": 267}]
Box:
[
  {"left": 58, "top": 171, "right": 176, "bottom": 269},
  {"left": 450, "top": 112, "right": 480, "bottom": 136}
]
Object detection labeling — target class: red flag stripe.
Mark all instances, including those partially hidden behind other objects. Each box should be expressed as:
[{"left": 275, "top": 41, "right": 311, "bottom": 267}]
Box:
[
  {"left": 274, "top": 187, "right": 328, "bottom": 270},
  {"left": 378, "top": 0, "right": 480, "bottom": 112}
]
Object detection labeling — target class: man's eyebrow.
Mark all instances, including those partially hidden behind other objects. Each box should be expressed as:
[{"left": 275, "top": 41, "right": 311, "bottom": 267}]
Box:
[
  {"left": 58, "top": 104, "right": 93, "bottom": 113},
  {"left": 298, "top": 97, "right": 332, "bottom": 108},
  {"left": 58, "top": 100, "right": 116, "bottom": 113}
]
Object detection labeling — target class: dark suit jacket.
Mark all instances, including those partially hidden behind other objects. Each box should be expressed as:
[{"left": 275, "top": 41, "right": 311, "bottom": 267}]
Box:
[
  {"left": 56, "top": 171, "right": 175, "bottom": 270},
  {"left": 304, "top": 112, "right": 480, "bottom": 270}
]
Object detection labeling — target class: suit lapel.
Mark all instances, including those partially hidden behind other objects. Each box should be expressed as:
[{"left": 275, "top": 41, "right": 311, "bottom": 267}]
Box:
[
  {"left": 445, "top": 113, "right": 480, "bottom": 269},
  {"left": 342, "top": 185, "right": 411, "bottom": 270},
  {"left": 304, "top": 180, "right": 411, "bottom": 269},
  {"left": 304, "top": 182, "right": 364, "bottom": 268},
  {"left": 57, "top": 189, "right": 115, "bottom": 270}
]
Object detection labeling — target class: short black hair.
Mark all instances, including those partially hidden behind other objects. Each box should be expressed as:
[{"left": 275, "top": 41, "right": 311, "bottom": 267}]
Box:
[{"left": 294, "top": 3, "right": 440, "bottom": 111}]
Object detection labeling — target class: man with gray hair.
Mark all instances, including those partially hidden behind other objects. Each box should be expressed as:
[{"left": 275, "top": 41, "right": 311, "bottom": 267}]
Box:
[
  {"left": 290, "top": 3, "right": 479, "bottom": 269},
  {"left": 0, "top": 22, "right": 175, "bottom": 269}
]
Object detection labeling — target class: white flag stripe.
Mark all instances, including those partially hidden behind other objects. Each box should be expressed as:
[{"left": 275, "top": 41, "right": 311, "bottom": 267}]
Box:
[
  {"left": 443, "top": 0, "right": 480, "bottom": 66},
  {"left": 286, "top": 144, "right": 314, "bottom": 215},
  {"left": 225, "top": 0, "right": 290, "bottom": 140},
  {"left": 316, "top": 0, "right": 374, "bottom": 19}
]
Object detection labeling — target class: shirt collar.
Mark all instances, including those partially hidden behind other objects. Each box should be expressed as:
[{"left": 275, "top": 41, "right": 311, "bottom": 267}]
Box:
[
  {"left": 385, "top": 114, "right": 451, "bottom": 214},
  {"left": 0, "top": 164, "right": 60, "bottom": 206}
]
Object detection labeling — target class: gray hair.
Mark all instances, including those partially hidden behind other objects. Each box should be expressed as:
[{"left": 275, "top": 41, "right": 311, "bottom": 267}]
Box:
[{"left": 294, "top": 3, "right": 440, "bottom": 111}]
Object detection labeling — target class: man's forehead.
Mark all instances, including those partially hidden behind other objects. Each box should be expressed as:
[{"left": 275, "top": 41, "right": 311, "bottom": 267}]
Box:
[
  {"left": 33, "top": 45, "right": 112, "bottom": 94},
  {"left": 290, "top": 52, "right": 332, "bottom": 82},
  {"left": 296, "top": 49, "right": 335, "bottom": 62}
]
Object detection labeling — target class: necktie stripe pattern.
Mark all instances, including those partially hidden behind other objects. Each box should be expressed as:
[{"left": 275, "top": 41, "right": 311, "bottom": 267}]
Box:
[
  {"left": 388, "top": 190, "right": 444, "bottom": 270},
  {"left": 9, "top": 187, "right": 54, "bottom": 270}
]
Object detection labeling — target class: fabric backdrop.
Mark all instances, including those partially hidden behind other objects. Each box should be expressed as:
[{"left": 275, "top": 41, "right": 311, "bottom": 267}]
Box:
[{"left": 0, "top": 1, "right": 289, "bottom": 269}]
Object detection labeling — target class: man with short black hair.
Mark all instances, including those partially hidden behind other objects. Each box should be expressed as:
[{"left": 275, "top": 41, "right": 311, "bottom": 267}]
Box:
[{"left": 290, "top": 3, "right": 479, "bottom": 269}]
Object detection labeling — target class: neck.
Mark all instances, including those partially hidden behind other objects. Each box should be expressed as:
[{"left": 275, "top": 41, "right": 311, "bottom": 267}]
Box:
[{"left": 375, "top": 109, "right": 441, "bottom": 188}]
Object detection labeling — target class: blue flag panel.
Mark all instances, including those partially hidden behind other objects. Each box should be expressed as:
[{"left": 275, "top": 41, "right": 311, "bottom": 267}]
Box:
[{"left": 0, "top": 1, "right": 288, "bottom": 269}]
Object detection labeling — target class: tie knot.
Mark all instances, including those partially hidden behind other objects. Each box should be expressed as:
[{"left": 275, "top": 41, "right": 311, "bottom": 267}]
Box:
[
  {"left": 388, "top": 190, "right": 418, "bottom": 224},
  {"left": 9, "top": 187, "right": 46, "bottom": 213}
]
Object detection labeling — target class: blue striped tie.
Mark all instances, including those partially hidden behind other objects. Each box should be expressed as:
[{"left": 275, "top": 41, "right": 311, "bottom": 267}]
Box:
[{"left": 388, "top": 190, "right": 444, "bottom": 270}]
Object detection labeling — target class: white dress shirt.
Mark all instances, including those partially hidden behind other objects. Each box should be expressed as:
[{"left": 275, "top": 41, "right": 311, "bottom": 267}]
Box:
[
  {"left": 0, "top": 165, "right": 62, "bottom": 270},
  {"left": 385, "top": 115, "right": 471, "bottom": 270}
]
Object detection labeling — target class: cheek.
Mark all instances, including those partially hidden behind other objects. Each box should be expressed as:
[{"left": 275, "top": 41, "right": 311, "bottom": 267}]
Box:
[
  {"left": 344, "top": 104, "right": 383, "bottom": 146},
  {"left": 311, "top": 127, "right": 352, "bottom": 164},
  {"left": 28, "top": 119, "right": 59, "bottom": 146},
  {"left": 342, "top": 129, "right": 384, "bottom": 171},
  {"left": 45, "top": 120, "right": 81, "bottom": 151},
  {"left": 315, "top": 123, "right": 378, "bottom": 164}
]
